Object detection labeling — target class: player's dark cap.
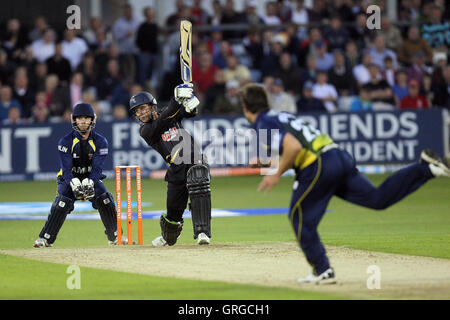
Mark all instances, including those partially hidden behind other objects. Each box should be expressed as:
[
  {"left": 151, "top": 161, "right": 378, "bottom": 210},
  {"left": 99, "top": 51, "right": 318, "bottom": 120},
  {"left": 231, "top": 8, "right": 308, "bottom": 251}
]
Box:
[
  {"left": 72, "top": 103, "right": 95, "bottom": 118},
  {"left": 129, "top": 91, "right": 157, "bottom": 112},
  {"left": 71, "top": 103, "right": 96, "bottom": 133}
]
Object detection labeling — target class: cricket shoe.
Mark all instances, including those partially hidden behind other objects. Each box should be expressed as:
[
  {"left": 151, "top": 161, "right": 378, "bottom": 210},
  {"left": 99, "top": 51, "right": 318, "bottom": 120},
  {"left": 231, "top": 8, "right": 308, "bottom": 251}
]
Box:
[
  {"left": 152, "top": 235, "right": 167, "bottom": 247},
  {"left": 420, "top": 149, "right": 450, "bottom": 177},
  {"left": 108, "top": 236, "right": 129, "bottom": 246},
  {"left": 197, "top": 232, "right": 210, "bottom": 245},
  {"left": 298, "top": 268, "right": 336, "bottom": 285},
  {"left": 33, "top": 238, "right": 52, "bottom": 248}
]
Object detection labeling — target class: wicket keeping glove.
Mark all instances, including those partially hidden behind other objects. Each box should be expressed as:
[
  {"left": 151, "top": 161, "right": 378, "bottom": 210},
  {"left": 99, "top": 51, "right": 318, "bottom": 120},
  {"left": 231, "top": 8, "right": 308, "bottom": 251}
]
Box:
[
  {"left": 81, "top": 178, "right": 95, "bottom": 201},
  {"left": 183, "top": 95, "right": 200, "bottom": 113},
  {"left": 174, "top": 83, "right": 193, "bottom": 104},
  {"left": 70, "top": 178, "right": 85, "bottom": 200}
]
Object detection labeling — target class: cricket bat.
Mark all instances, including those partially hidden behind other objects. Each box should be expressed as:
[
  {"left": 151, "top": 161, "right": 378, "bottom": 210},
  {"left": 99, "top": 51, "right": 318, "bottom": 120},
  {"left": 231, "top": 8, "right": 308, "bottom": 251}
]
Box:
[{"left": 179, "top": 20, "right": 192, "bottom": 84}]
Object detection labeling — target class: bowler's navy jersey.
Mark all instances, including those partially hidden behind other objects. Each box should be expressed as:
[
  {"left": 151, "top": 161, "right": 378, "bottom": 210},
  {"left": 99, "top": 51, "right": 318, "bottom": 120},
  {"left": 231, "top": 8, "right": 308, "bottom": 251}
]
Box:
[
  {"left": 253, "top": 110, "right": 334, "bottom": 170},
  {"left": 57, "top": 130, "right": 109, "bottom": 185}
]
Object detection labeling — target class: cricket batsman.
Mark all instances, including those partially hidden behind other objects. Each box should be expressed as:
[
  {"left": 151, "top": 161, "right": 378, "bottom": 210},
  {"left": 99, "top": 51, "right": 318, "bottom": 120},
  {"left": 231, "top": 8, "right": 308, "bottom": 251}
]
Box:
[
  {"left": 34, "top": 103, "right": 122, "bottom": 247},
  {"left": 129, "top": 83, "right": 211, "bottom": 246},
  {"left": 239, "top": 83, "right": 450, "bottom": 284}
]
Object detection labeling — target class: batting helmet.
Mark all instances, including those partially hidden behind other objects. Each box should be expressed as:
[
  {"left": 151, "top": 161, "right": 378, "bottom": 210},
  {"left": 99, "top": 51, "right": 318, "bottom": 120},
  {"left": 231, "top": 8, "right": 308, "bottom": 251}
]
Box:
[
  {"left": 129, "top": 91, "right": 157, "bottom": 112},
  {"left": 71, "top": 103, "right": 97, "bottom": 133}
]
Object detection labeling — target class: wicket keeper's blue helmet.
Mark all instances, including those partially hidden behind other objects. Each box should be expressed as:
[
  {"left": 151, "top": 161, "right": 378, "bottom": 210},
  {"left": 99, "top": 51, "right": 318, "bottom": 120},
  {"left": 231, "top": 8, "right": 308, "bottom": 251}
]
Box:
[{"left": 71, "top": 103, "right": 97, "bottom": 133}]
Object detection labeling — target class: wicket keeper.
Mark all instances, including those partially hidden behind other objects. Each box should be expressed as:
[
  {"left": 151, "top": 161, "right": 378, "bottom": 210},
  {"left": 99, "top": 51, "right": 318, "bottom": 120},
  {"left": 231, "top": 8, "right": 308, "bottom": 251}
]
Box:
[
  {"left": 239, "top": 83, "right": 450, "bottom": 284},
  {"left": 129, "top": 83, "right": 212, "bottom": 246},
  {"left": 34, "top": 103, "right": 121, "bottom": 247}
]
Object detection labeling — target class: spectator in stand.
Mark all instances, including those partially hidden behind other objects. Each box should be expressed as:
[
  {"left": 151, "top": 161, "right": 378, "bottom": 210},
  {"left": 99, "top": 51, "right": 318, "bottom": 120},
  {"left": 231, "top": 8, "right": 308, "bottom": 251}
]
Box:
[
  {"left": 96, "top": 59, "right": 123, "bottom": 102},
  {"left": 83, "top": 17, "right": 104, "bottom": 49},
  {"left": 263, "top": 1, "right": 282, "bottom": 26},
  {"left": 203, "top": 69, "right": 226, "bottom": 114},
  {"left": 431, "top": 65, "right": 450, "bottom": 109},
  {"left": 406, "top": 51, "right": 431, "bottom": 86},
  {"left": 296, "top": 81, "right": 327, "bottom": 113},
  {"left": 191, "top": 0, "right": 210, "bottom": 26},
  {"left": 213, "top": 79, "right": 242, "bottom": 115},
  {"left": 290, "top": 0, "right": 311, "bottom": 40},
  {"left": 314, "top": 40, "right": 334, "bottom": 72},
  {"left": 76, "top": 52, "right": 97, "bottom": 89},
  {"left": 268, "top": 78, "right": 297, "bottom": 113},
  {"left": 31, "top": 28, "right": 56, "bottom": 63},
  {"left": 323, "top": 15, "right": 350, "bottom": 51},
  {"left": 220, "top": 0, "right": 241, "bottom": 40},
  {"left": 397, "top": 26, "right": 433, "bottom": 66},
  {"left": 349, "top": 87, "right": 373, "bottom": 112},
  {"left": 69, "top": 73, "right": 84, "bottom": 107},
  {"left": 241, "top": 0, "right": 264, "bottom": 26},
  {"left": 0, "top": 85, "right": 22, "bottom": 122},
  {"left": 112, "top": 3, "right": 140, "bottom": 81},
  {"left": 400, "top": 79, "right": 430, "bottom": 109},
  {"left": 353, "top": 50, "right": 372, "bottom": 87},
  {"left": 261, "top": 34, "right": 285, "bottom": 78},
  {"left": 378, "top": 15, "right": 403, "bottom": 52},
  {"left": 382, "top": 56, "right": 396, "bottom": 87},
  {"left": 166, "top": 0, "right": 187, "bottom": 28},
  {"left": 2, "top": 105, "right": 23, "bottom": 125},
  {"left": 136, "top": 6, "right": 159, "bottom": 86},
  {"left": 210, "top": 0, "right": 223, "bottom": 26},
  {"left": 297, "top": 26, "right": 324, "bottom": 67},
  {"left": 362, "top": 63, "right": 395, "bottom": 109},
  {"left": 328, "top": 49, "right": 356, "bottom": 97},
  {"left": 223, "top": 55, "right": 251, "bottom": 85},
  {"left": 300, "top": 54, "right": 318, "bottom": 89},
  {"left": 192, "top": 51, "right": 219, "bottom": 98},
  {"left": 2, "top": 19, "right": 28, "bottom": 61},
  {"left": 349, "top": 13, "right": 372, "bottom": 51},
  {"left": 422, "top": 74, "right": 434, "bottom": 105},
  {"left": 30, "top": 103, "right": 49, "bottom": 123},
  {"left": 45, "top": 74, "right": 70, "bottom": 117},
  {"left": 45, "top": 42, "right": 72, "bottom": 84},
  {"left": 112, "top": 104, "right": 129, "bottom": 121},
  {"left": 206, "top": 26, "right": 224, "bottom": 60},
  {"left": 274, "top": 52, "right": 302, "bottom": 96},
  {"left": 29, "top": 62, "right": 47, "bottom": 92},
  {"left": 312, "top": 71, "right": 338, "bottom": 112},
  {"left": 369, "top": 34, "right": 398, "bottom": 71},
  {"left": 61, "top": 29, "right": 88, "bottom": 72},
  {"left": 12, "top": 68, "right": 34, "bottom": 119},
  {"left": 28, "top": 16, "right": 48, "bottom": 42},
  {"left": 17, "top": 46, "right": 37, "bottom": 79},
  {"left": 213, "top": 40, "right": 232, "bottom": 69},
  {"left": 0, "top": 49, "right": 15, "bottom": 84},
  {"left": 345, "top": 41, "right": 360, "bottom": 69},
  {"left": 392, "top": 70, "right": 409, "bottom": 106},
  {"left": 421, "top": 3, "right": 450, "bottom": 55}
]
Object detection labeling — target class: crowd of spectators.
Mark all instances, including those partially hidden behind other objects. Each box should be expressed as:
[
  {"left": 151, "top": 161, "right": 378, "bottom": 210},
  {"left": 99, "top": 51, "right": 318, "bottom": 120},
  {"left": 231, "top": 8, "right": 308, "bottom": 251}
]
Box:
[{"left": 0, "top": 0, "right": 449, "bottom": 125}]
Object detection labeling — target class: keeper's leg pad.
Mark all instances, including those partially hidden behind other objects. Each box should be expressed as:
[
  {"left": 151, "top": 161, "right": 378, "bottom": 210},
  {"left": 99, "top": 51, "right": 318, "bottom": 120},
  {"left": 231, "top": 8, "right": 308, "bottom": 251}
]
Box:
[
  {"left": 187, "top": 164, "right": 211, "bottom": 238},
  {"left": 39, "top": 194, "right": 74, "bottom": 244},
  {"left": 160, "top": 214, "right": 183, "bottom": 246},
  {"left": 96, "top": 192, "right": 117, "bottom": 241}
]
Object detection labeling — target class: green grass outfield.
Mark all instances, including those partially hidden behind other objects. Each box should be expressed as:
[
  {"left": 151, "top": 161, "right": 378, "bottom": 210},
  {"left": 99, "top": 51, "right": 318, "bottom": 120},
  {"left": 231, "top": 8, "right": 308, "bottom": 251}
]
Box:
[{"left": 0, "top": 174, "right": 449, "bottom": 300}]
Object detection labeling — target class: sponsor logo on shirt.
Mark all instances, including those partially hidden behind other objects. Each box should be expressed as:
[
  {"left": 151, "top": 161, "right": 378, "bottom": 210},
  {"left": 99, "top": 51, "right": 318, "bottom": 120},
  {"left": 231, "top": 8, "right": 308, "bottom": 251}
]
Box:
[{"left": 161, "top": 127, "right": 179, "bottom": 142}]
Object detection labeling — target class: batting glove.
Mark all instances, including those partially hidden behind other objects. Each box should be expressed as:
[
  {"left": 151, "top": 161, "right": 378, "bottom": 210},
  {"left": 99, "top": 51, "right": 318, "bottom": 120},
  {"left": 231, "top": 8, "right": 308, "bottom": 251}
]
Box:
[
  {"left": 70, "top": 178, "right": 85, "bottom": 200},
  {"left": 174, "top": 83, "right": 193, "bottom": 104},
  {"left": 81, "top": 178, "right": 95, "bottom": 201},
  {"left": 183, "top": 95, "right": 200, "bottom": 113}
]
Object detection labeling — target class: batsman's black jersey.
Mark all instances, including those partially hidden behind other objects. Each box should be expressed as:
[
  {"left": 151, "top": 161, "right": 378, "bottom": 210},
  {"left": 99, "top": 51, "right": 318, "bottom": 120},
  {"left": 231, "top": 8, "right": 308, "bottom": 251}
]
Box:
[{"left": 139, "top": 99, "right": 202, "bottom": 182}]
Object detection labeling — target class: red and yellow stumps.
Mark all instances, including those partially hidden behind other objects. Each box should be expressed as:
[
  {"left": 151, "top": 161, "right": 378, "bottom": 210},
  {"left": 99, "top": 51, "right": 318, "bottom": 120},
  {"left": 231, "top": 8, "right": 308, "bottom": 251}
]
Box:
[{"left": 115, "top": 165, "right": 143, "bottom": 245}]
